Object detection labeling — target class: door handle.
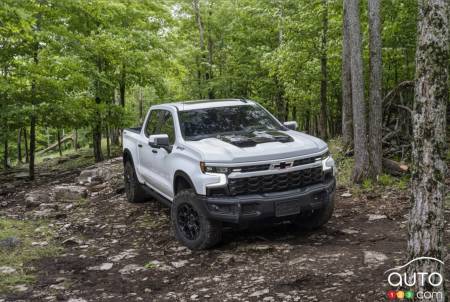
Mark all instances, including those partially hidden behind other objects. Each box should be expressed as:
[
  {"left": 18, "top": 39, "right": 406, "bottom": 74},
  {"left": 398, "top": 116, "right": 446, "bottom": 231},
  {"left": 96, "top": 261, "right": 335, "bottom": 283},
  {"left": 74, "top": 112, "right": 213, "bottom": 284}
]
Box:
[
  {"left": 138, "top": 144, "right": 142, "bottom": 148},
  {"left": 152, "top": 150, "right": 157, "bottom": 154}
]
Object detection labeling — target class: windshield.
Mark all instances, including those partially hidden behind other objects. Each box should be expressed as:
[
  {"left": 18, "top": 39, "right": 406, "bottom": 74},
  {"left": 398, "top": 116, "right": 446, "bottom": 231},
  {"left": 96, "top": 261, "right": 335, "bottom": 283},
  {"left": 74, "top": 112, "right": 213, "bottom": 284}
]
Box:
[{"left": 178, "top": 104, "right": 283, "bottom": 140}]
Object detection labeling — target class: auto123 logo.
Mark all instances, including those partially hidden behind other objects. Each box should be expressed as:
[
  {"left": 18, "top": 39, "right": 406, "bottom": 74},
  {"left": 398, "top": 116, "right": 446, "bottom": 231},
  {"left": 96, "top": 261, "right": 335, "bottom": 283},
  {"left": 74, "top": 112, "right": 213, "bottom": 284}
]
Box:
[{"left": 384, "top": 257, "right": 445, "bottom": 301}]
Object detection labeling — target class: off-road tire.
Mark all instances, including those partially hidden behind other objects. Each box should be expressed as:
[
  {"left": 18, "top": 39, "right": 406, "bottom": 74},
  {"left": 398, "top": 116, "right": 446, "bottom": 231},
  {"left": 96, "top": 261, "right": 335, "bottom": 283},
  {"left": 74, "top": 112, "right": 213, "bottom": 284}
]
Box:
[
  {"left": 291, "top": 191, "right": 335, "bottom": 230},
  {"left": 171, "top": 189, "right": 222, "bottom": 250},
  {"left": 124, "top": 160, "right": 148, "bottom": 203}
]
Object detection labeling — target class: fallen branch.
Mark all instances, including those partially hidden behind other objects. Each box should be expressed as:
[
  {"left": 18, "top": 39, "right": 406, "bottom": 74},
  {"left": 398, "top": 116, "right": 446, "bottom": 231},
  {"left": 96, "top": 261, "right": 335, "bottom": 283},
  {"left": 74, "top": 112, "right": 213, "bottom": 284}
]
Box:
[
  {"left": 37, "top": 136, "right": 73, "bottom": 155},
  {"left": 382, "top": 158, "right": 409, "bottom": 176}
]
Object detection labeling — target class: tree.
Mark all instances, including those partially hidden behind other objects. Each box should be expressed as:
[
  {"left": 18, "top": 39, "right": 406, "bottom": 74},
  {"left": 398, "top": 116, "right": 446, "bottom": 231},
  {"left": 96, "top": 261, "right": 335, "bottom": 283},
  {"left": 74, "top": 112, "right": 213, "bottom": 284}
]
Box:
[
  {"left": 407, "top": 0, "right": 448, "bottom": 300},
  {"left": 346, "top": 0, "right": 369, "bottom": 183},
  {"left": 318, "top": 0, "right": 329, "bottom": 140},
  {"left": 368, "top": 0, "right": 382, "bottom": 179},
  {"left": 341, "top": 0, "right": 352, "bottom": 148}
]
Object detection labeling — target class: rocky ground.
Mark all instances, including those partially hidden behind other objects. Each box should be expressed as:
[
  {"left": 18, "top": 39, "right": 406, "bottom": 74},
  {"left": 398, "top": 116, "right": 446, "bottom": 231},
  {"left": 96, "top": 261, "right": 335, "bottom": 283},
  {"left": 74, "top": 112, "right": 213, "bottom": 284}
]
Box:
[{"left": 0, "top": 156, "right": 449, "bottom": 302}]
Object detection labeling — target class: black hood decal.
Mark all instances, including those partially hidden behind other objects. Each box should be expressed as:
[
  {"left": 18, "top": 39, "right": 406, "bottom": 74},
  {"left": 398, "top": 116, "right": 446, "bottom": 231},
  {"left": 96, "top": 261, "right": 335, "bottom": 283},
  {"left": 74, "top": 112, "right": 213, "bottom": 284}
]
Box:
[{"left": 217, "top": 130, "right": 294, "bottom": 147}]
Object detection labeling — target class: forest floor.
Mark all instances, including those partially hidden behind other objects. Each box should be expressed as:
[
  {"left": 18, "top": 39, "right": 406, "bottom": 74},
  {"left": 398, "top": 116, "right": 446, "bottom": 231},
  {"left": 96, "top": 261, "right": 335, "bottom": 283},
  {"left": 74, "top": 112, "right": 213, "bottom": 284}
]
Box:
[{"left": 0, "top": 152, "right": 449, "bottom": 302}]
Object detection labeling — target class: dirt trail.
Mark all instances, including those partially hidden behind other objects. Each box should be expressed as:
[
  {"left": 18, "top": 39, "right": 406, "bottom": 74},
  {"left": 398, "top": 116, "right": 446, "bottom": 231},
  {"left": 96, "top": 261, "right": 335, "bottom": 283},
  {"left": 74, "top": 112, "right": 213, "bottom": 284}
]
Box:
[{"left": 0, "top": 157, "right": 449, "bottom": 302}]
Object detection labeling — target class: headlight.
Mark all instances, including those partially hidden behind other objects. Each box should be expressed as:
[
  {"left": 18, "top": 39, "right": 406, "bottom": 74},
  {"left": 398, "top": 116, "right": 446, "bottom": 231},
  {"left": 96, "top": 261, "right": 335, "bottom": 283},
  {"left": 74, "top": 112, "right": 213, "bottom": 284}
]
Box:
[
  {"left": 200, "top": 162, "right": 230, "bottom": 174},
  {"left": 315, "top": 150, "right": 330, "bottom": 162}
]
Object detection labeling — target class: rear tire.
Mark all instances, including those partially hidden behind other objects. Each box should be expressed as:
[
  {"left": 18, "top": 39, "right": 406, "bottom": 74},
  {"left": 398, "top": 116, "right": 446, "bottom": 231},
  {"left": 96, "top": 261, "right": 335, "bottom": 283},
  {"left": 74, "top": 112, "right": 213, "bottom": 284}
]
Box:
[
  {"left": 291, "top": 191, "right": 335, "bottom": 230},
  {"left": 124, "top": 160, "right": 148, "bottom": 203},
  {"left": 171, "top": 189, "right": 222, "bottom": 250}
]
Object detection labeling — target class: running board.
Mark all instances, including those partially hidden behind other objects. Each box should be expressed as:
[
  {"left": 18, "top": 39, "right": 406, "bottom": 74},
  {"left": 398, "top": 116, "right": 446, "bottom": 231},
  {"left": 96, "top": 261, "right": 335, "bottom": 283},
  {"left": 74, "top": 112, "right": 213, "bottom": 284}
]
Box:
[{"left": 142, "top": 185, "right": 172, "bottom": 207}]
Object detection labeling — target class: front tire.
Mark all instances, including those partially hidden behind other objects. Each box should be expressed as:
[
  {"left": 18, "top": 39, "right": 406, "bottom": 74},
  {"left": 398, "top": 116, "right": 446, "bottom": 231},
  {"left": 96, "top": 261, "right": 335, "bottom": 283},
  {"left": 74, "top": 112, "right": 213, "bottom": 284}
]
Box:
[
  {"left": 291, "top": 192, "right": 335, "bottom": 230},
  {"left": 124, "top": 160, "right": 148, "bottom": 203},
  {"left": 171, "top": 190, "right": 222, "bottom": 250}
]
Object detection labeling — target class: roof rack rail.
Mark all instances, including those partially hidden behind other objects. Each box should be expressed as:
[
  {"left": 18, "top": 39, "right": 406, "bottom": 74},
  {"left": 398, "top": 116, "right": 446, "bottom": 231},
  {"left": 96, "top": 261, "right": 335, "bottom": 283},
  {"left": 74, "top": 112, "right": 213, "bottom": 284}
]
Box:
[{"left": 239, "top": 97, "right": 248, "bottom": 103}]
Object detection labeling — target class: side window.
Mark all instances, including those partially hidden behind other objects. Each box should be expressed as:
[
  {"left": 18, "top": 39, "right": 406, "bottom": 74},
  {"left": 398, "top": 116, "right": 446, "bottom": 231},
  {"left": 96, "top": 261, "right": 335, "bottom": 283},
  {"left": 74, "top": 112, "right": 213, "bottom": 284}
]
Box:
[
  {"left": 158, "top": 111, "right": 176, "bottom": 145},
  {"left": 145, "top": 110, "right": 159, "bottom": 137}
]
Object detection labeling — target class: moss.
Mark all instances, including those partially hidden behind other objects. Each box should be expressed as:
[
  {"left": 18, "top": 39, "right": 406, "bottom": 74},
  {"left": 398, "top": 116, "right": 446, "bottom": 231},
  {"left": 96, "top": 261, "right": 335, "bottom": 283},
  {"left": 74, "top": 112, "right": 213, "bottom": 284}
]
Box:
[{"left": 0, "top": 218, "right": 61, "bottom": 294}]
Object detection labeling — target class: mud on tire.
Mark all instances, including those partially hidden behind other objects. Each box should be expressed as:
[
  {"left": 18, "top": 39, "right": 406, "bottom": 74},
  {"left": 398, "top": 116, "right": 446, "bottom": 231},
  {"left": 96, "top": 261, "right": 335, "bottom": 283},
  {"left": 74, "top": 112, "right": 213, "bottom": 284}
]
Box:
[{"left": 171, "top": 189, "right": 222, "bottom": 250}]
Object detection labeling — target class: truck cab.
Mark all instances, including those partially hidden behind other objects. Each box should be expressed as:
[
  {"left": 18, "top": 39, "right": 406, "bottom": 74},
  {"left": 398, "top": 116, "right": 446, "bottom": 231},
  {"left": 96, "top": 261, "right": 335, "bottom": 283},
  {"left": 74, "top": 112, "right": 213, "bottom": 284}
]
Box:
[{"left": 123, "top": 99, "right": 336, "bottom": 249}]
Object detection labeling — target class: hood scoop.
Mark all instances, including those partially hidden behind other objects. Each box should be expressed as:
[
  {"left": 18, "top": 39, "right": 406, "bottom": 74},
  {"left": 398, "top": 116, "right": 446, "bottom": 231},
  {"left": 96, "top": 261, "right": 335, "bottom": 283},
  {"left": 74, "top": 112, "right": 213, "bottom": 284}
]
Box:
[{"left": 217, "top": 130, "right": 293, "bottom": 147}]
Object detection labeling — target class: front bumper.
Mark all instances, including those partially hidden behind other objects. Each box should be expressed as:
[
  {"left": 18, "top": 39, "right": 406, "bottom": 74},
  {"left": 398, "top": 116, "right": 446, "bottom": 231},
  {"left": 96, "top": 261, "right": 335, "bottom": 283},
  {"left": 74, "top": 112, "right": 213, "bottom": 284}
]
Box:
[{"left": 197, "top": 177, "right": 336, "bottom": 223}]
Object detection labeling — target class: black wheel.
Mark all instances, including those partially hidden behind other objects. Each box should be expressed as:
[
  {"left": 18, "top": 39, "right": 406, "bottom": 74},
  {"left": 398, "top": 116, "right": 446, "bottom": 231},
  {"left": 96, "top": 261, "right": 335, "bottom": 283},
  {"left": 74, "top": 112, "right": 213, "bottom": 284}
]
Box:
[
  {"left": 171, "top": 189, "right": 222, "bottom": 250},
  {"left": 124, "top": 160, "right": 148, "bottom": 203},
  {"left": 291, "top": 191, "right": 335, "bottom": 230}
]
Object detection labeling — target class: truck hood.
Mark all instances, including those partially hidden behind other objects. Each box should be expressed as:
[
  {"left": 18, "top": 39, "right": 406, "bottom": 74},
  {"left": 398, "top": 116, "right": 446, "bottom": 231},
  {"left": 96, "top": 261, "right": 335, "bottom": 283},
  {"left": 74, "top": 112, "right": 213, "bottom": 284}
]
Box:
[{"left": 184, "top": 130, "right": 327, "bottom": 163}]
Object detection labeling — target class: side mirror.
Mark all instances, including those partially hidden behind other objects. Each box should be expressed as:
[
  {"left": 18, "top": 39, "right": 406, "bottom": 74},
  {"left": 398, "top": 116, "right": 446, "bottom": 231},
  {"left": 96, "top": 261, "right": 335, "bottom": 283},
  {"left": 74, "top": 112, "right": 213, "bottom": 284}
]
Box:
[
  {"left": 149, "top": 134, "right": 169, "bottom": 148},
  {"left": 283, "top": 121, "right": 298, "bottom": 130}
]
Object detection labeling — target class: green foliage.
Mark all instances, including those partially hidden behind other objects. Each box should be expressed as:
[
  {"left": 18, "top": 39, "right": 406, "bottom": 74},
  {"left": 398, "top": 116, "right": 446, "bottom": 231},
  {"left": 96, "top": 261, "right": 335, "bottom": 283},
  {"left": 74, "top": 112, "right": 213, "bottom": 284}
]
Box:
[{"left": 0, "top": 0, "right": 419, "bottom": 171}]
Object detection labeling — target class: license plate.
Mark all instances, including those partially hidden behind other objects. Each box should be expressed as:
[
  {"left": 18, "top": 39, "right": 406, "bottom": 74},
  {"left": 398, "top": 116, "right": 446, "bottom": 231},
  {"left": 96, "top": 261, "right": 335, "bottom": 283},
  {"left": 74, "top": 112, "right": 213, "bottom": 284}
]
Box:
[{"left": 275, "top": 200, "right": 301, "bottom": 217}]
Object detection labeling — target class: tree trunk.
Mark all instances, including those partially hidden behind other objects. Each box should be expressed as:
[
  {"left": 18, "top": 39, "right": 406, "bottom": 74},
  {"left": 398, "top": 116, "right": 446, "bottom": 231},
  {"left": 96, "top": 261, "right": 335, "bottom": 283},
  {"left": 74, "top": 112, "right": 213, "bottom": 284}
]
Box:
[
  {"left": 23, "top": 127, "right": 29, "bottom": 163},
  {"left": 341, "top": 0, "right": 353, "bottom": 148},
  {"left": 29, "top": 6, "right": 41, "bottom": 180},
  {"left": 3, "top": 134, "right": 8, "bottom": 169},
  {"left": 74, "top": 129, "right": 78, "bottom": 151},
  {"left": 119, "top": 63, "right": 126, "bottom": 107},
  {"left": 368, "top": 0, "right": 383, "bottom": 179},
  {"left": 319, "top": 0, "right": 329, "bottom": 140},
  {"left": 17, "top": 128, "right": 22, "bottom": 163},
  {"left": 193, "top": 0, "right": 206, "bottom": 98},
  {"left": 346, "top": 0, "right": 369, "bottom": 183},
  {"left": 407, "top": 0, "right": 448, "bottom": 300},
  {"left": 106, "top": 126, "right": 111, "bottom": 159},
  {"left": 93, "top": 97, "right": 103, "bottom": 163},
  {"left": 57, "top": 128, "right": 62, "bottom": 156},
  {"left": 206, "top": 1, "right": 214, "bottom": 99},
  {"left": 139, "top": 87, "right": 144, "bottom": 123}
]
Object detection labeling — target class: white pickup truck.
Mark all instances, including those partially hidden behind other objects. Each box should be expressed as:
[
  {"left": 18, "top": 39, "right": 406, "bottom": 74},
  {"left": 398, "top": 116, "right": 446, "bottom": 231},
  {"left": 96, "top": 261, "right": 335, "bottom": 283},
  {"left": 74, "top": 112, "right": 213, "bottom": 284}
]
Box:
[{"left": 123, "top": 99, "right": 336, "bottom": 249}]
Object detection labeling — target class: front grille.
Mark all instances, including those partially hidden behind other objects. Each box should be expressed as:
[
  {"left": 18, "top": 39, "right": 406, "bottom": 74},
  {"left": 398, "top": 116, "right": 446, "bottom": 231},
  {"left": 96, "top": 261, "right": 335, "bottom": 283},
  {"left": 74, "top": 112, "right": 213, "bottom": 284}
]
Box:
[{"left": 228, "top": 167, "right": 323, "bottom": 196}]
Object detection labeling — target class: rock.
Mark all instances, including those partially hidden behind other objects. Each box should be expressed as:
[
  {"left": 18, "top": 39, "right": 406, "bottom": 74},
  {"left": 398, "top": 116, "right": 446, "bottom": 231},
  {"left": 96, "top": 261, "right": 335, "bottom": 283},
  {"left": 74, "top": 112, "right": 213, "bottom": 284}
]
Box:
[
  {"left": 0, "top": 266, "right": 17, "bottom": 274},
  {"left": 87, "top": 263, "right": 113, "bottom": 271},
  {"left": 249, "top": 288, "right": 269, "bottom": 297},
  {"left": 171, "top": 260, "right": 189, "bottom": 268},
  {"left": 237, "top": 244, "right": 271, "bottom": 252},
  {"left": 334, "top": 270, "right": 354, "bottom": 277},
  {"left": 341, "top": 228, "right": 359, "bottom": 235},
  {"left": 25, "top": 191, "right": 50, "bottom": 208},
  {"left": 364, "top": 251, "right": 388, "bottom": 266},
  {"left": 62, "top": 237, "right": 83, "bottom": 246},
  {"left": 31, "top": 241, "right": 48, "bottom": 247},
  {"left": 77, "top": 167, "right": 114, "bottom": 185},
  {"left": 49, "top": 284, "right": 65, "bottom": 290},
  {"left": 341, "top": 192, "right": 352, "bottom": 198},
  {"left": 0, "top": 237, "right": 20, "bottom": 249},
  {"left": 368, "top": 214, "right": 387, "bottom": 221},
  {"left": 12, "top": 284, "right": 28, "bottom": 292},
  {"left": 119, "top": 264, "right": 146, "bottom": 275},
  {"left": 67, "top": 299, "right": 87, "bottom": 302},
  {"left": 263, "top": 297, "right": 275, "bottom": 302},
  {"left": 108, "top": 249, "right": 138, "bottom": 262},
  {"left": 31, "top": 209, "right": 55, "bottom": 219},
  {"left": 53, "top": 185, "right": 87, "bottom": 201},
  {"left": 14, "top": 171, "right": 29, "bottom": 179},
  {"left": 146, "top": 260, "right": 172, "bottom": 271},
  {"left": 190, "top": 294, "right": 199, "bottom": 300}
]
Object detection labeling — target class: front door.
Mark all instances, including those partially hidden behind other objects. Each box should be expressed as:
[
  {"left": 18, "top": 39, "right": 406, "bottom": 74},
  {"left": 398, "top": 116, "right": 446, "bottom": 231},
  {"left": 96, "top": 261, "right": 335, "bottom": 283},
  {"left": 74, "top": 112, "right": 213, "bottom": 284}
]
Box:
[{"left": 138, "top": 109, "right": 176, "bottom": 198}]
